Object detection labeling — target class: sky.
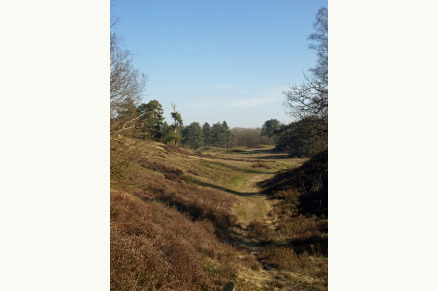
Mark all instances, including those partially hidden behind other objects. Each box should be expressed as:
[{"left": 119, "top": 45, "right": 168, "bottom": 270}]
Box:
[{"left": 111, "top": 0, "right": 327, "bottom": 128}]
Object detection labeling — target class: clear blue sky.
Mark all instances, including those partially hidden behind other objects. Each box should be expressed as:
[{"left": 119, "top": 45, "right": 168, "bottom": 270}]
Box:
[{"left": 111, "top": 0, "right": 327, "bottom": 128}]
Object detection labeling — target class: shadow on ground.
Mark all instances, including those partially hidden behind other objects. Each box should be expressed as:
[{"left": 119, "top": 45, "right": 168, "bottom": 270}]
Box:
[
  {"left": 204, "top": 160, "right": 268, "bottom": 174},
  {"left": 255, "top": 154, "right": 291, "bottom": 160},
  {"left": 224, "top": 149, "right": 291, "bottom": 160},
  {"left": 190, "top": 178, "right": 264, "bottom": 197}
]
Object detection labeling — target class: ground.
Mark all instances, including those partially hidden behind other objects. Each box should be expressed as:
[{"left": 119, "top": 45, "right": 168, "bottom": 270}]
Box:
[{"left": 111, "top": 139, "right": 327, "bottom": 290}]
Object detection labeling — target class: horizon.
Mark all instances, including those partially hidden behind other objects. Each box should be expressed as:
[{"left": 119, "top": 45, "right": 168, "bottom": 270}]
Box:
[{"left": 110, "top": 0, "right": 327, "bottom": 127}]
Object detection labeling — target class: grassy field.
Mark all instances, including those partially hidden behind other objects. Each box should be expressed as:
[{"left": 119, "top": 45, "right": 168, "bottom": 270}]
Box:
[{"left": 111, "top": 137, "right": 327, "bottom": 290}]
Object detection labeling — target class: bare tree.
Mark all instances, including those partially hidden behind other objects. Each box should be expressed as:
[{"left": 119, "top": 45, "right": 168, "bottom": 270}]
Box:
[
  {"left": 110, "top": 32, "right": 147, "bottom": 118},
  {"left": 283, "top": 7, "right": 328, "bottom": 129}
]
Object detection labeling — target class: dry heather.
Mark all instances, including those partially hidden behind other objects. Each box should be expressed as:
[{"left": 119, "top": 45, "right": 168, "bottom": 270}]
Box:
[
  {"left": 244, "top": 150, "right": 328, "bottom": 289},
  {"left": 111, "top": 137, "right": 328, "bottom": 290},
  {"left": 111, "top": 141, "right": 239, "bottom": 240},
  {"left": 110, "top": 139, "right": 260, "bottom": 290},
  {"left": 111, "top": 190, "right": 239, "bottom": 290}
]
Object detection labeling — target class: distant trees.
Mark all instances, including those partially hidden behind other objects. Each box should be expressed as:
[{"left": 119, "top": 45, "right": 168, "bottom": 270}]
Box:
[
  {"left": 182, "top": 122, "right": 204, "bottom": 149},
  {"left": 180, "top": 121, "right": 232, "bottom": 148},
  {"left": 182, "top": 122, "right": 288, "bottom": 149},
  {"left": 187, "top": 121, "right": 231, "bottom": 148},
  {"left": 211, "top": 122, "right": 232, "bottom": 148},
  {"left": 228, "top": 128, "right": 269, "bottom": 148},
  {"left": 112, "top": 95, "right": 244, "bottom": 149},
  {"left": 202, "top": 123, "right": 212, "bottom": 146},
  {"left": 275, "top": 116, "right": 328, "bottom": 157},
  {"left": 261, "top": 119, "right": 281, "bottom": 137},
  {"left": 221, "top": 121, "right": 232, "bottom": 147},
  {"left": 170, "top": 103, "right": 183, "bottom": 145},
  {"left": 261, "top": 119, "right": 283, "bottom": 143}
]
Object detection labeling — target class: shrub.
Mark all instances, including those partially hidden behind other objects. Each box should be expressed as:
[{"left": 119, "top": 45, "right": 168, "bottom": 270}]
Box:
[{"left": 247, "top": 221, "right": 275, "bottom": 244}]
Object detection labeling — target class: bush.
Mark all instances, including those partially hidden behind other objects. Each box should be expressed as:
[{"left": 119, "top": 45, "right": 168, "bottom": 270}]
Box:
[
  {"left": 259, "top": 149, "right": 328, "bottom": 216},
  {"left": 259, "top": 247, "right": 327, "bottom": 287},
  {"left": 247, "top": 221, "right": 275, "bottom": 244}
]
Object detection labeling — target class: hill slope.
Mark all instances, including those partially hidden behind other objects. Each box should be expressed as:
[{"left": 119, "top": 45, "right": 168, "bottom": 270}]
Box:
[{"left": 110, "top": 137, "right": 327, "bottom": 290}]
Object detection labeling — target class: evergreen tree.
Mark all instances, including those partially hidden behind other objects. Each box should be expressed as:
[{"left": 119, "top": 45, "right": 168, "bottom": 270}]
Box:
[
  {"left": 182, "top": 122, "right": 204, "bottom": 149},
  {"left": 161, "top": 121, "right": 176, "bottom": 144},
  {"left": 137, "top": 100, "right": 164, "bottom": 141},
  {"left": 170, "top": 103, "right": 183, "bottom": 145},
  {"left": 222, "top": 121, "right": 232, "bottom": 145},
  {"left": 261, "top": 119, "right": 281, "bottom": 138},
  {"left": 211, "top": 121, "right": 232, "bottom": 148},
  {"left": 211, "top": 122, "right": 222, "bottom": 147},
  {"left": 202, "top": 122, "right": 212, "bottom": 146}
]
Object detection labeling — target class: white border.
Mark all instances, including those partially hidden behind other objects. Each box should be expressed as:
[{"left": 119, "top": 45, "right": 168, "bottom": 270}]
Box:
[{"left": 0, "top": 0, "right": 110, "bottom": 290}]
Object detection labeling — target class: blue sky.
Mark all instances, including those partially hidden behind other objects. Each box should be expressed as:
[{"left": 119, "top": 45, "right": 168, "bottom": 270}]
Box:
[{"left": 111, "top": 0, "right": 327, "bottom": 128}]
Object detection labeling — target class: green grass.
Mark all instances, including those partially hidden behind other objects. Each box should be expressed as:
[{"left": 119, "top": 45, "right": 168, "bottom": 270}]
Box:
[
  {"left": 233, "top": 196, "right": 268, "bottom": 225},
  {"left": 229, "top": 175, "right": 246, "bottom": 190}
]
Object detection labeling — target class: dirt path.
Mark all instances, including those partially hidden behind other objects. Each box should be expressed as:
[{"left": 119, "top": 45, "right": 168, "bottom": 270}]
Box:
[
  {"left": 231, "top": 174, "right": 274, "bottom": 226},
  {"left": 228, "top": 172, "right": 286, "bottom": 289}
]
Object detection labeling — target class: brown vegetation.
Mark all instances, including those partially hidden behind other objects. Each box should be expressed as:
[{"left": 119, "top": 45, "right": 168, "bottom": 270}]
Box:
[
  {"left": 111, "top": 137, "right": 328, "bottom": 290},
  {"left": 251, "top": 162, "right": 274, "bottom": 169},
  {"left": 111, "top": 190, "right": 240, "bottom": 290},
  {"left": 245, "top": 149, "right": 328, "bottom": 288},
  {"left": 259, "top": 149, "right": 328, "bottom": 215},
  {"left": 110, "top": 138, "right": 265, "bottom": 290}
]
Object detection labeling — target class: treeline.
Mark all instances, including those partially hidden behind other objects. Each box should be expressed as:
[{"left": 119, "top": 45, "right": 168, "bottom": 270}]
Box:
[
  {"left": 111, "top": 97, "right": 234, "bottom": 148},
  {"left": 226, "top": 117, "right": 328, "bottom": 158},
  {"left": 227, "top": 128, "right": 270, "bottom": 148},
  {"left": 112, "top": 93, "right": 328, "bottom": 156},
  {"left": 184, "top": 119, "right": 283, "bottom": 150},
  {"left": 182, "top": 121, "right": 231, "bottom": 149}
]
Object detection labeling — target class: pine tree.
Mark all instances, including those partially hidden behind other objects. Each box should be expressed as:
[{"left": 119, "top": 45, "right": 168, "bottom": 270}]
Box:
[
  {"left": 182, "top": 122, "right": 204, "bottom": 149},
  {"left": 137, "top": 100, "right": 164, "bottom": 141},
  {"left": 211, "top": 121, "right": 231, "bottom": 148},
  {"left": 170, "top": 103, "right": 183, "bottom": 145},
  {"left": 202, "top": 122, "right": 212, "bottom": 146}
]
